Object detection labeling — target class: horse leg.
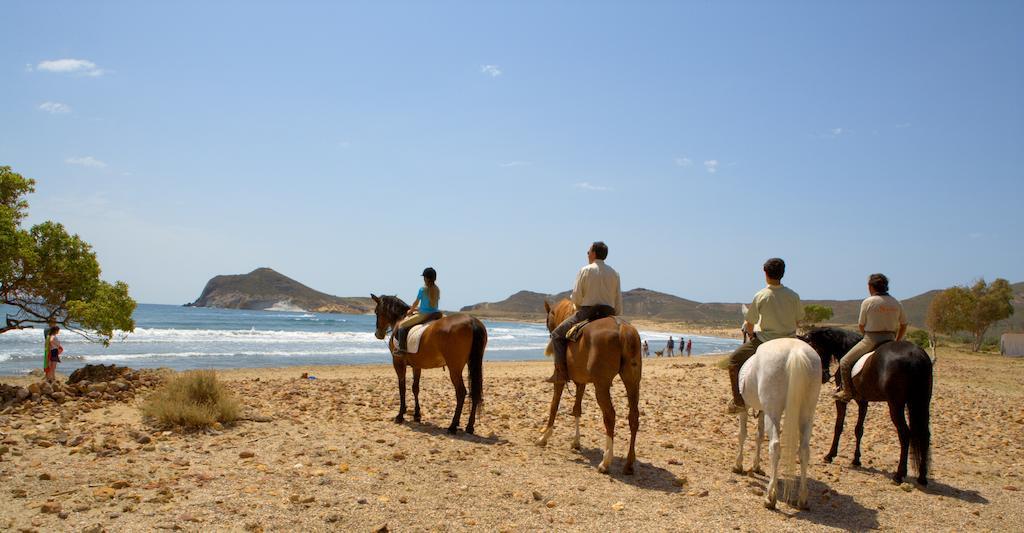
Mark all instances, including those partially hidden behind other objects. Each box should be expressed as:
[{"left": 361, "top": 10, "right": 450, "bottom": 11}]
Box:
[
  {"left": 733, "top": 408, "right": 748, "bottom": 474},
  {"left": 465, "top": 373, "right": 479, "bottom": 436},
  {"left": 447, "top": 366, "right": 467, "bottom": 435},
  {"left": 764, "top": 415, "right": 781, "bottom": 510},
  {"left": 824, "top": 400, "right": 847, "bottom": 463},
  {"left": 852, "top": 401, "right": 868, "bottom": 467},
  {"left": 797, "top": 418, "right": 813, "bottom": 510},
  {"left": 594, "top": 384, "right": 616, "bottom": 474},
  {"left": 888, "top": 401, "right": 911, "bottom": 484},
  {"left": 623, "top": 377, "right": 640, "bottom": 475},
  {"left": 571, "top": 383, "right": 586, "bottom": 450},
  {"left": 412, "top": 367, "right": 422, "bottom": 423},
  {"left": 536, "top": 382, "right": 566, "bottom": 447},
  {"left": 752, "top": 411, "right": 766, "bottom": 476},
  {"left": 394, "top": 359, "right": 407, "bottom": 424}
]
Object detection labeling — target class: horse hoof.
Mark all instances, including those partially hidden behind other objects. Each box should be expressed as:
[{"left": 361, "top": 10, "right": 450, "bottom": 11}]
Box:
[
  {"left": 798, "top": 500, "right": 810, "bottom": 511},
  {"left": 447, "top": 426, "right": 458, "bottom": 435},
  {"left": 763, "top": 498, "right": 776, "bottom": 510},
  {"left": 823, "top": 455, "right": 834, "bottom": 464},
  {"left": 597, "top": 464, "right": 610, "bottom": 474},
  {"left": 465, "top": 426, "right": 474, "bottom": 435},
  {"left": 892, "top": 474, "right": 904, "bottom": 484},
  {"left": 752, "top": 468, "right": 765, "bottom": 476},
  {"left": 731, "top": 466, "right": 745, "bottom": 475},
  {"left": 571, "top": 442, "right": 581, "bottom": 451},
  {"left": 413, "top": 415, "right": 422, "bottom": 423},
  {"left": 622, "top": 464, "right": 635, "bottom": 476},
  {"left": 851, "top": 459, "right": 861, "bottom": 467},
  {"left": 394, "top": 416, "right": 404, "bottom": 424},
  {"left": 917, "top": 477, "right": 928, "bottom": 487}
]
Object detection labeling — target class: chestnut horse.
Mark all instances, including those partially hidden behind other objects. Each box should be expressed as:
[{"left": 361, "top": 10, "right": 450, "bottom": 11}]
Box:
[
  {"left": 536, "top": 299, "right": 642, "bottom": 474},
  {"left": 800, "top": 327, "right": 932, "bottom": 485},
  {"left": 371, "top": 294, "right": 487, "bottom": 434}
]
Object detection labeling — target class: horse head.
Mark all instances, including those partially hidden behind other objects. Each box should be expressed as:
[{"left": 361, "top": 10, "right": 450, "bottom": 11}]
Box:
[
  {"left": 543, "top": 299, "right": 574, "bottom": 333},
  {"left": 370, "top": 294, "right": 410, "bottom": 340}
]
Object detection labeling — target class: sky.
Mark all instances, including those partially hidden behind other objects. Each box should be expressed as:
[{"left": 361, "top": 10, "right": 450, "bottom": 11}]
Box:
[{"left": 2, "top": 1, "right": 1022, "bottom": 309}]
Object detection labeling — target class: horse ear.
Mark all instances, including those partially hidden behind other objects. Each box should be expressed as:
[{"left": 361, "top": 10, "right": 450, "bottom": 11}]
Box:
[
  {"left": 371, "top": 294, "right": 379, "bottom": 303},
  {"left": 544, "top": 300, "right": 551, "bottom": 313}
]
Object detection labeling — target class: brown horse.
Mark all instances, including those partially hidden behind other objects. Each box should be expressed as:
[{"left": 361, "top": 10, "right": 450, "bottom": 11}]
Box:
[
  {"left": 371, "top": 294, "right": 487, "bottom": 434},
  {"left": 800, "top": 327, "right": 932, "bottom": 485},
  {"left": 536, "top": 299, "right": 643, "bottom": 474}
]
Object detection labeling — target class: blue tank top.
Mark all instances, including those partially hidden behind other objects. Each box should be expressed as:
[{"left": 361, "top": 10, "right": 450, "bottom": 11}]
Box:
[{"left": 417, "top": 286, "right": 439, "bottom": 313}]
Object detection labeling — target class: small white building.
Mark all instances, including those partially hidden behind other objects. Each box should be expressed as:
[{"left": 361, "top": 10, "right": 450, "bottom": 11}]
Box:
[{"left": 1000, "top": 333, "right": 1024, "bottom": 357}]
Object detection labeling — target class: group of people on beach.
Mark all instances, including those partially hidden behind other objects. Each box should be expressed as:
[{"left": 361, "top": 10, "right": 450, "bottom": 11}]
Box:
[
  {"left": 641, "top": 337, "right": 692, "bottom": 357},
  {"left": 393, "top": 240, "right": 908, "bottom": 412}
]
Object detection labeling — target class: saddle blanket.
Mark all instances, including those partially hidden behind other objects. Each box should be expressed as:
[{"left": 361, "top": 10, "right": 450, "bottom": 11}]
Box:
[
  {"left": 566, "top": 316, "right": 631, "bottom": 342},
  {"left": 851, "top": 350, "right": 875, "bottom": 378},
  {"left": 405, "top": 323, "right": 430, "bottom": 354}
]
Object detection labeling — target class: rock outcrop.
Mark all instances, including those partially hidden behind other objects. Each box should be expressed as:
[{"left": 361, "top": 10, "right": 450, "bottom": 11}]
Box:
[{"left": 186, "top": 268, "right": 373, "bottom": 314}]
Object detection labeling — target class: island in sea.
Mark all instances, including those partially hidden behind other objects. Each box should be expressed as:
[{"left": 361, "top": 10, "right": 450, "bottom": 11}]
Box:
[{"left": 185, "top": 267, "right": 374, "bottom": 314}]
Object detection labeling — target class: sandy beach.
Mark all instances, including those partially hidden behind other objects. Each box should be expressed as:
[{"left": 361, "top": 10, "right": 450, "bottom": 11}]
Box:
[{"left": 1, "top": 348, "right": 1022, "bottom": 532}]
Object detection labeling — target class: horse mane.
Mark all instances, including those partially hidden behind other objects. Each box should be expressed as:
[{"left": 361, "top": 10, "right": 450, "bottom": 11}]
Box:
[
  {"left": 801, "top": 327, "right": 862, "bottom": 363},
  {"left": 380, "top": 295, "right": 411, "bottom": 321}
]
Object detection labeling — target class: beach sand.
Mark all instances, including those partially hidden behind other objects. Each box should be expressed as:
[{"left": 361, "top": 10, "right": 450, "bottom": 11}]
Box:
[{"left": 1, "top": 349, "right": 1022, "bottom": 532}]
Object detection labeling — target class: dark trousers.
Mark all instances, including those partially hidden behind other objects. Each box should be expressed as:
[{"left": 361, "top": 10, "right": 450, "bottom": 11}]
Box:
[
  {"left": 551, "top": 305, "right": 616, "bottom": 370},
  {"left": 727, "top": 336, "right": 763, "bottom": 404}
]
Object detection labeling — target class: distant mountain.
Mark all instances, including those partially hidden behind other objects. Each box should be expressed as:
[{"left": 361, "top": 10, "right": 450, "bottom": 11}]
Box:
[
  {"left": 187, "top": 268, "right": 374, "bottom": 314},
  {"left": 463, "top": 282, "right": 1024, "bottom": 335}
]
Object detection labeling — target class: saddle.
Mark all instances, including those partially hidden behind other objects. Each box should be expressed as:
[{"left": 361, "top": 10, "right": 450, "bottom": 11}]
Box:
[
  {"left": 566, "top": 316, "right": 631, "bottom": 342},
  {"left": 851, "top": 351, "right": 875, "bottom": 378},
  {"left": 402, "top": 314, "right": 443, "bottom": 354}
]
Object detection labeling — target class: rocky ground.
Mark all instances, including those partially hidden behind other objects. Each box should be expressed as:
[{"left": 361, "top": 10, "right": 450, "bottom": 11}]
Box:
[{"left": 0, "top": 349, "right": 1022, "bottom": 532}]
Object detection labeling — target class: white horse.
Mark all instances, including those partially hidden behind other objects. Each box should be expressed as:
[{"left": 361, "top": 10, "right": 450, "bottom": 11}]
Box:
[{"left": 733, "top": 337, "right": 822, "bottom": 509}]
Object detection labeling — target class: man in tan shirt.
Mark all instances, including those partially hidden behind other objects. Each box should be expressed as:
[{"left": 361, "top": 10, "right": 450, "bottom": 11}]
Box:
[
  {"left": 547, "top": 241, "right": 623, "bottom": 384},
  {"left": 727, "top": 258, "right": 802, "bottom": 413},
  {"left": 835, "top": 273, "right": 908, "bottom": 402}
]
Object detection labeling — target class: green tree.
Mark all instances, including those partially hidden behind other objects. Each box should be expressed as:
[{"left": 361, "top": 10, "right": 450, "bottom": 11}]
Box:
[
  {"left": 1, "top": 166, "right": 136, "bottom": 344},
  {"left": 926, "top": 279, "right": 1014, "bottom": 352},
  {"left": 800, "top": 304, "right": 833, "bottom": 330}
]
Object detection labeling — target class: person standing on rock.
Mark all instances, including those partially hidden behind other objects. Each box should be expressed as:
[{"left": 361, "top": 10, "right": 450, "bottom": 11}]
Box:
[
  {"left": 44, "top": 325, "right": 63, "bottom": 382},
  {"left": 726, "top": 258, "right": 801, "bottom": 413}
]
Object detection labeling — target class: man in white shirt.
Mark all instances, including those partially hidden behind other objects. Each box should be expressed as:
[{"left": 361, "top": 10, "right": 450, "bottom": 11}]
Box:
[{"left": 547, "top": 241, "right": 624, "bottom": 384}]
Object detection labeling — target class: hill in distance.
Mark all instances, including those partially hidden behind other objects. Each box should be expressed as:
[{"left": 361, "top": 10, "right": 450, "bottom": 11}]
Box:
[
  {"left": 187, "top": 268, "right": 374, "bottom": 314},
  {"left": 463, "top": 282, "right": 1024, "bottom": 334}
]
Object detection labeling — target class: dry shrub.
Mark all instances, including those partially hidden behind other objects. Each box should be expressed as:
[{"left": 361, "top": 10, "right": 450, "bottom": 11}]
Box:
[{"left": 142, "top": 370, "right": 239, "bottom": 428}]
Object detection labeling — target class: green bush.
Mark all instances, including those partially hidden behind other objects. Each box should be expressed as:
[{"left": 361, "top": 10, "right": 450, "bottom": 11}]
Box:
[
  {"left": 906, "top": 329, "right": 931, "bottom": 349},
  {"left": 142, "top": 370, "right": 239, "bottom": 428}
]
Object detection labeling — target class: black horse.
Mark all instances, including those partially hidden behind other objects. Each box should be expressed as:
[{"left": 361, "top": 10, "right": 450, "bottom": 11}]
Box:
[{"left": 799, "top": 327, "right": 933, "bottom": 485}]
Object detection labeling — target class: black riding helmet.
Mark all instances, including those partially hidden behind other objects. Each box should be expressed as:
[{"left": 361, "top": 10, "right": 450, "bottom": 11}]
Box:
[{"left": 421, "top": 267, "right": 437, "bottom": 282}]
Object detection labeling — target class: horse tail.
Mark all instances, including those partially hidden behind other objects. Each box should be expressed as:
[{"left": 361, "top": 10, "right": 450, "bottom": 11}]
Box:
[
  {"left": 468, "top": 318, "right": 487, "bottom": 407},
  {"left": 618, "top": 324, "right": 642, "bottom": 373},
  {"left": 780, "top": 348, "right": 817, "bottom": 499},
  {"left": 908, "top": 356, "right": 933, "bottom": 483}
]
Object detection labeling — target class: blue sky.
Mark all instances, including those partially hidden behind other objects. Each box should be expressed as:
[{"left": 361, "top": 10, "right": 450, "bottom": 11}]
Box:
[{"left": 2, "top": 1, "right": 1022, "bottom": 309}]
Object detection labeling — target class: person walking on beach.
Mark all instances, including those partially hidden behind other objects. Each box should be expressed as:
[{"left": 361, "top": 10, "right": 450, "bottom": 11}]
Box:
[
  {"left": 686, "top": 338, "right": 692, "bottom": 356},
  {"left": 726, "top": 258, "right": 801, "bottom": 413},
  {"left": 834, "top": 273, "right": 907, "bottom": 402},
  {"left": 642, "top": 340, "right": 650, "bottom": 357},
  {"left": 667, "top": 336, "right": 675, "bottom": 357},
  {"left": 394, "top": 267, "right": 443, "bottom": 356},
  {"left": 547, "top": 241, "right": 623, "bottom": 384},
  {"left": 44, "top": 325, "right": 63, "bottom": 382}
]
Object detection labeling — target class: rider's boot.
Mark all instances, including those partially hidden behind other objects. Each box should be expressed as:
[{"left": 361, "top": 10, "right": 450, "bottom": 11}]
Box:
[
  {"left": 727, "top": 365, "right": 745, "bottom": 413},
  {"left": 545, "top": 337, "right": 569, "bottom": 384}
]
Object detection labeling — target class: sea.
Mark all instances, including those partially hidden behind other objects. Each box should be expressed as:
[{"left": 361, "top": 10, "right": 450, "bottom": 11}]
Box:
[{"left": 0, "top": 304, "right": 742, "bottom": 376}]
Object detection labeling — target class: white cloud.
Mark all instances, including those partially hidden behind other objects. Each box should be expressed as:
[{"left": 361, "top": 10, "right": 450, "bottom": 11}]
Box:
[
  {"left": 703, "top": 160, "right": 719, "bottom": 174},
  {"left": 66, "top": 156, "right": 107, "bottom": 168},
  {"left": 36, "top": 58, "right": 104, "bottom": 77},
  {"left": 38, "top": 101, "right": 72, "bottom": 114},
  {"left": 674, "top": 157, "right": 692, "bottom": 167},
  {"left": 500, "top": 161, "right": 531, "bottom": 167},
  {"left": 830, "top": 127, "right": 844, "bottom": 136},
  {"left": 480, "top": 64, "right": 502, "bottom": 77},
  {"left": 574, "top": 181, "right": 612, "bottom": 192}
]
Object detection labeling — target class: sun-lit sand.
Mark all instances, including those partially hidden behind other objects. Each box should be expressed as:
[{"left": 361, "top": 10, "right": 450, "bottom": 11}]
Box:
[{"left": 1, "top": 348, "right": 1022, "bottom": 531}]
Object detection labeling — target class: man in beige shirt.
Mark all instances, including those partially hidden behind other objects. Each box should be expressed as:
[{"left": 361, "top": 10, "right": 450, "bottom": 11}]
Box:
[
  {"left": 834, "top": 273, "right": 908, "bottom": 402},
  {"left": 727, "top": 258, "right": 802, "bottom": 413},
  {"left": 547, "top": 241, "right": 623, "bottom": 384}
]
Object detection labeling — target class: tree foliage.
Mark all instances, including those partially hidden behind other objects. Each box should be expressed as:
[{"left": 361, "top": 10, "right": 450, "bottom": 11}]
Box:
[
  {"left": 926, "top": 278, "right": 1014, "bottom": 351},
  {"left": 0, "top": 165, "right": 136, "bottom": 344},
  {"left": 800, "top": 304, "right": 833, "bottom": 330}
]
